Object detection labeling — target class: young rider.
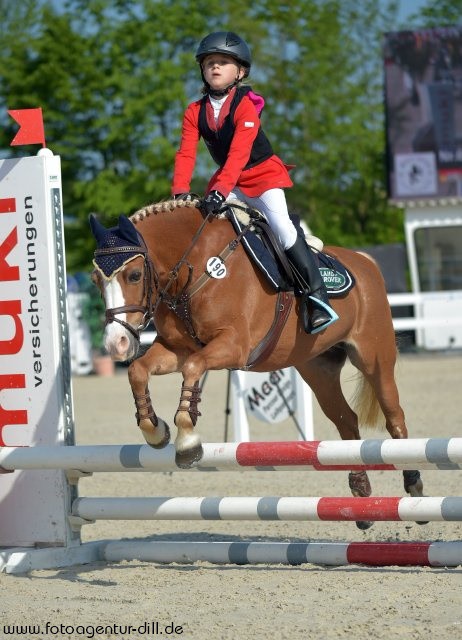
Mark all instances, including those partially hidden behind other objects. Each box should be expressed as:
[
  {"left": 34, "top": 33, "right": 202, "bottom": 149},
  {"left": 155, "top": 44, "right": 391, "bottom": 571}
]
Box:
[{"left": 172, "top": 31, "right": 337, "bottom": 333}]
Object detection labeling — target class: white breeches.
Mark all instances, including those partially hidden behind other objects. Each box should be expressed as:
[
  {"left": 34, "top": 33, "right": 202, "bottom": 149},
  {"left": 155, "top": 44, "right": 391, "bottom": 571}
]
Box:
[{"left": 228, "top": 187, "right": 297, "bottom": 250}]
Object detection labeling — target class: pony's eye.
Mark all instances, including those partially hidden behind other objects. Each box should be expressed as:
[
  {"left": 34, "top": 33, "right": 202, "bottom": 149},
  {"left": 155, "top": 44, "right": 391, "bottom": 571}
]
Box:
[
  {"left": 90, "top": 270, "right": 102, "bottom": 288},
  {"left": 128, "top": 270, "right": 142, "bottom": 283}
]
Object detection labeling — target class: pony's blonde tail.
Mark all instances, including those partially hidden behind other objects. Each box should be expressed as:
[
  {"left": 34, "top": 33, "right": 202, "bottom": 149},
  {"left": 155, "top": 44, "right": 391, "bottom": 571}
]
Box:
[{"left": 351, "top": 372, "right": 382, "bottom": 429}]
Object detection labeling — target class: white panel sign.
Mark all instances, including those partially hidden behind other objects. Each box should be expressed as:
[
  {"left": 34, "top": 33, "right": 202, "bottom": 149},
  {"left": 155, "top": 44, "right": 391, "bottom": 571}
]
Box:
[
  {"left": 240, "top": 369, "right": 297, "bottom": 423},
  {"left": 0, "top": 152, "right": 75, "bottom": 547},
  {"left": 231, "top": 368, "right": 313, "bottom": 442}
]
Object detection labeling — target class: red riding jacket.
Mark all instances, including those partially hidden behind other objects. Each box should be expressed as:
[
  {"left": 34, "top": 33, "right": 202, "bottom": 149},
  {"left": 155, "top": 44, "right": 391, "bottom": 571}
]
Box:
[{"left": 172, "top": 87, "right": 293, "bottom": 198}]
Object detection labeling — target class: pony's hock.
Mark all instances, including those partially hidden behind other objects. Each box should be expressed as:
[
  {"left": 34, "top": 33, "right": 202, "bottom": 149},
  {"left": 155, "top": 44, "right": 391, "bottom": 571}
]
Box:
[{"left": 90, "top": 200, "right": 424, "bottom": 501}]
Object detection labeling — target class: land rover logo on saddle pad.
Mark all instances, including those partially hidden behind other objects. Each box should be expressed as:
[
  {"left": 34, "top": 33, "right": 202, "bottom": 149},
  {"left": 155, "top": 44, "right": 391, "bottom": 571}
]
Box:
[{"left": 320, "top": 267, "right": 347, "bottom": 292}]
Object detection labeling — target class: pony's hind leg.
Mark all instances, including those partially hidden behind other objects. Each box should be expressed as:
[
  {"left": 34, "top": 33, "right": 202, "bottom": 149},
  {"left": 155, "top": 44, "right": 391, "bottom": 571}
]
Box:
[
  {"left": 296, "top": 347, "right": 374, "bottom": 530},
  {"left": 345, "top": 341, "right": 425, "bottom": 505}
]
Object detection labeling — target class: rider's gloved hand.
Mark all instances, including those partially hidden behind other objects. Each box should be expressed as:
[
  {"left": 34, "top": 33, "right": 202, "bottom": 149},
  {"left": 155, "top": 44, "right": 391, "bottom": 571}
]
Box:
[{"left": 202, "top": 190, "right": 226, "bottom": 216}]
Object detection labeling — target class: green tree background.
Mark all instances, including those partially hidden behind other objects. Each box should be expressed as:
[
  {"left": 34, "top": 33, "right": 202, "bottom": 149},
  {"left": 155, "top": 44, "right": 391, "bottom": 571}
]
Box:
[{"left": 0, "top": 0, "right": 456, "bottom": 272}]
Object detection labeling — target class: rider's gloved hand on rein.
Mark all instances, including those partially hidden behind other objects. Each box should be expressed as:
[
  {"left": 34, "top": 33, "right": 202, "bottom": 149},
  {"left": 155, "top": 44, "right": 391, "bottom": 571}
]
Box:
[{"left": 202, "top": 190, "right": 226, "bottom": 216}]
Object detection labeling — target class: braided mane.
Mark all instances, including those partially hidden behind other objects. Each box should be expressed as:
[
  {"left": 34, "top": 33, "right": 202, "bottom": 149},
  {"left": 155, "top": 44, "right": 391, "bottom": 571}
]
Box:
[
  {"left": 130, "top": 197, "right": 256, "bottom": 227},
  {"left": 130, "top": 198, "right": 201, "bottom": 225}
]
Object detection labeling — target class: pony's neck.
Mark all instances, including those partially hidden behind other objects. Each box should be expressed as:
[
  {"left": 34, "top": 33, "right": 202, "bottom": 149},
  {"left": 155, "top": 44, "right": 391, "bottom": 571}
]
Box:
[{"left": 131, "top": 202, "right": 206, "bottom": 273}]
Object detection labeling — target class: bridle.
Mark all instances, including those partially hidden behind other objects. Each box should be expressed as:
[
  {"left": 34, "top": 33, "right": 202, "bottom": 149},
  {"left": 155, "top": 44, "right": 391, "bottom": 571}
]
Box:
[{"left": 94, "top": 243, "right": 157, "bottom": 342}]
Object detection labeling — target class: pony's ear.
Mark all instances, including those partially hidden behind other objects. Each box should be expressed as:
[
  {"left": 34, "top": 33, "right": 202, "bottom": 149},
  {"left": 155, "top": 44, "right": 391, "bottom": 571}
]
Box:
[
  {"left": 118, "top": 215, "right": 140, "bottom": 246},
  {"left": 89, "top": 213, "right": 107, "bottom": 243}
]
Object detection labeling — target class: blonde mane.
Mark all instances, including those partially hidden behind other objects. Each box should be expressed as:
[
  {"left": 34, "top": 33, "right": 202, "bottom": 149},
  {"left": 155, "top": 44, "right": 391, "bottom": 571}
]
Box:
[
  {"left": 129, "top": 197, "right": 254, "bottom": 226},
  {"left": 130, "top": 198, "right": 201, "bottom": 224}
]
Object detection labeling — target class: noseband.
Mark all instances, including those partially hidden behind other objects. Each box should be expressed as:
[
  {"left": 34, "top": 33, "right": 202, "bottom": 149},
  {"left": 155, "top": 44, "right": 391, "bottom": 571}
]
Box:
[{"left": 94, "top": 244, "right": 156, "bottom": 343}]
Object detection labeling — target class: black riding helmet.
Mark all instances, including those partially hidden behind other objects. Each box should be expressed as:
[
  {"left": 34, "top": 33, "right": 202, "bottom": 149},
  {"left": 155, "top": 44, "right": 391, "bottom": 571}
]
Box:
[{"left": 196, "top": 31, "right": 252, "bottom": 78}]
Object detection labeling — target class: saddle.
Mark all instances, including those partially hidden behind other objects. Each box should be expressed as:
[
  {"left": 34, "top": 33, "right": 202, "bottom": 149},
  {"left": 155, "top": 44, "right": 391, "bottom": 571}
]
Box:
[{"left": 225, "top": 203, "right": 355, "bottom": 297}]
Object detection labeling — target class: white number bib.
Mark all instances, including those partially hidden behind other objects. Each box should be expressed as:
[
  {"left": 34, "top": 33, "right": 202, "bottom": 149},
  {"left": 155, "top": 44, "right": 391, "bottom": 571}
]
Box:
[{"left": 206, "top": 256, "right": 227, "bottom": 279}]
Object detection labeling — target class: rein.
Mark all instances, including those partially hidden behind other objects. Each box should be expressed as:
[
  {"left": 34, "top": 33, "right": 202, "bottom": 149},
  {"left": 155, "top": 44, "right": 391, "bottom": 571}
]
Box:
[{"left": 151, "top": 211, "right": 215, "bottom": 321}]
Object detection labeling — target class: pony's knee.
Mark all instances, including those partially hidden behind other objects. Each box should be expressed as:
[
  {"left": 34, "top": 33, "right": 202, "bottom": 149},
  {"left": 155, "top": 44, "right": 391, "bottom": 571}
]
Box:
[
  {"left": 128, "top": 358, "right": 148, "bottom": 387},
  {"left": 182, "top": 357, "right": 204, "bottom": 382}
]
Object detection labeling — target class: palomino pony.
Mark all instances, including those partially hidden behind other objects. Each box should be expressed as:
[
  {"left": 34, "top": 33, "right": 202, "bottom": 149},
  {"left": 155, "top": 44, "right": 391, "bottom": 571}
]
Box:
[{"left": 89, "top": 199, "right": 424, "bottom": 528}]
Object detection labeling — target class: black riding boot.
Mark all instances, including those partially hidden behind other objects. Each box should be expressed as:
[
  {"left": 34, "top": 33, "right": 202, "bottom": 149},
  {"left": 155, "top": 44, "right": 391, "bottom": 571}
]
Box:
[{"left": 285, "top": 235, "right": 338, "bottom": 334}]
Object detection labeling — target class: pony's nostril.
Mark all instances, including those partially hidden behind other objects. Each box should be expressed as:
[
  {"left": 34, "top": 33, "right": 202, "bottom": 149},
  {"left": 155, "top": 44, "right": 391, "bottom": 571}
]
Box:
[{"left": 117, "top": 335, "right": 129, "bottom": 355}]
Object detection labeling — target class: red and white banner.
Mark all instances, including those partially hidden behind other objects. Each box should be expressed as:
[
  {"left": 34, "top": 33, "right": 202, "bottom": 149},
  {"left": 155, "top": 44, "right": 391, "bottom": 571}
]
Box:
[{"left": 0, "top": 152, "right": 74, "bottom": 547}]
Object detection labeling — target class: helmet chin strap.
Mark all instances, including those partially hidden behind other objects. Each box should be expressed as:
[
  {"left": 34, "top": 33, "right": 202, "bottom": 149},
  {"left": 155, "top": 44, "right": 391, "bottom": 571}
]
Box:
[
  {"left": 207, "top": 80, "right": 239, "bottom": 97},
  {"left": 202, "top": 72, "right": 242, "bottom": 98}
]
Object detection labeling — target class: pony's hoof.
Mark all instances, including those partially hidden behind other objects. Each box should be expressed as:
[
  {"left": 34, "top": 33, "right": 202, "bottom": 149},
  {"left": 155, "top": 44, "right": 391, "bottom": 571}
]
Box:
[
  {"left": 356, "top": 520, "right": 374, "bottom": 531},
  {"left": 404, "top": 473, "right": 427, "bottom": 523},
  {"left": 141, "top": 419, "right": 171, "bottom": 449},
  {"left": 175, "top": 444, "right": 204, "bottom": 469},
  {"left": 149, "top": 423, "right": 171, "bottom": 449}
]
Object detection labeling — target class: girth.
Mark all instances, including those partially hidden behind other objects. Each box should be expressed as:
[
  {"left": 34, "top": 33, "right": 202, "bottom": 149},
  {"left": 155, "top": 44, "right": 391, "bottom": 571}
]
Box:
[{"left": 244, "top": 290, "right": 294, "bottom": 369}]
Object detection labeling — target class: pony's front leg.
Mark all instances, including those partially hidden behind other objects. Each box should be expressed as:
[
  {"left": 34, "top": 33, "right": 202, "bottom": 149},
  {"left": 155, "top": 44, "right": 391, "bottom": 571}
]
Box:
[
  {"left": 174, "top": 379, "right": 204, "bottom": 468},
  {"left": 128, "top": 340, "right": 184, "bottom": 448},
  {"left": 174, "top": 331, "right": 248, "bottom": 468}
]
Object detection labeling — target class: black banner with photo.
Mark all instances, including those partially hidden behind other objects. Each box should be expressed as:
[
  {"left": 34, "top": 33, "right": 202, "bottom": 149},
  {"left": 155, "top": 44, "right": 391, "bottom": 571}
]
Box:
[{"left": 383, "top": 27, "right": 462, "bottom": 201}]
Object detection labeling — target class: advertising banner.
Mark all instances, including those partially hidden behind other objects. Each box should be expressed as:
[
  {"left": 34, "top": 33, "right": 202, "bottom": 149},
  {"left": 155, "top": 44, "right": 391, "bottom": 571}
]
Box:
[
  {"left": 0, "top": 152, "right": 75, "bottom": 547},
  {"left": 240, "top": 369, "right": 297, "bottom": 424},
  {"left": 231, "top": 368, "right": 313, "bottom": 442},
  {"left": 384, "top": 27, "right": 462, "bottom": 201}
]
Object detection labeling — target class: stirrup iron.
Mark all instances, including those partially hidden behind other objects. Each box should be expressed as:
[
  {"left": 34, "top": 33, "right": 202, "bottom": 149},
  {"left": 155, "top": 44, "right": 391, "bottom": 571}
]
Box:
[{"left": 308, "top": 295, "right": 339, "bottom": 334}]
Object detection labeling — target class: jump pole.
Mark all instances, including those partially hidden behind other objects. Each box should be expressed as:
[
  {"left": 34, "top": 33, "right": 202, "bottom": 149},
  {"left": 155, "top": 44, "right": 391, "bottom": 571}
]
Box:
[
  {"left": 102, "top": 540, "right": 462, "bottom": 568},
  {"left": 71, "top": 495, "right": 462, "bottom": 524},
  {"left": 4, "top": 538, "right": 462, "bottom": 573},
  {"left": 1, "top": 437, "right": 462, "bottom": 473}
]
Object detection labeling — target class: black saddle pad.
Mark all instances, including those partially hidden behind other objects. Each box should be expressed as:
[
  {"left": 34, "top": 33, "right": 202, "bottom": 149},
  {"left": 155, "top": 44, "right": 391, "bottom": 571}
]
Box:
[{"left": 227, "top": 207, "right": 355, "bottom": 297}]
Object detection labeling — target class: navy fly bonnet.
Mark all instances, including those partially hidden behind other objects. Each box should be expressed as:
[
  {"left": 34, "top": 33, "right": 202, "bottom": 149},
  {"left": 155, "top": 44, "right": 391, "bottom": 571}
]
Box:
[{"left": 89, "top": 214, "right": 147, "bottom": 279}]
